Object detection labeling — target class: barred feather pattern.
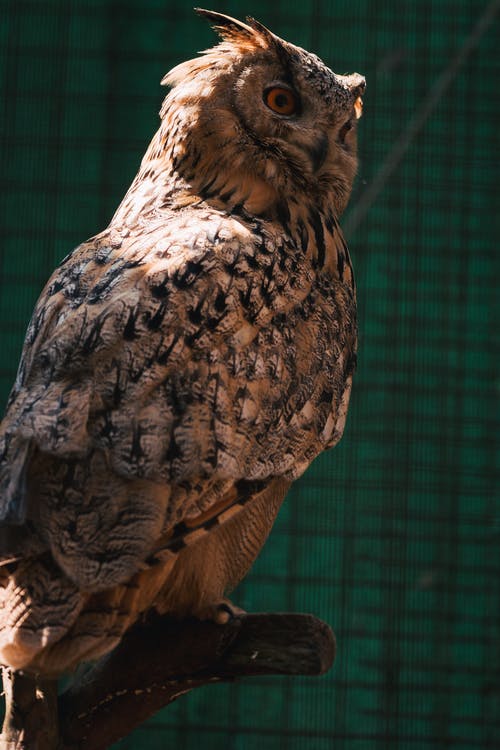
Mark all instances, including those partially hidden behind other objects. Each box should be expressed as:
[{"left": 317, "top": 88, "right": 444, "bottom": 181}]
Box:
[{"left": 0, "top": 9, "right": 363, "bottom": 675}]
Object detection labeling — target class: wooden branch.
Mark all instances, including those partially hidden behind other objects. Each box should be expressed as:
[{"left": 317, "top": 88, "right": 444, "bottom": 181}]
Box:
[
  {"left": 58, "top": 612, "right": 336, "bottom": 750},
  {"left": 0, "top": 669, "right": 58, "bottom": 750}
]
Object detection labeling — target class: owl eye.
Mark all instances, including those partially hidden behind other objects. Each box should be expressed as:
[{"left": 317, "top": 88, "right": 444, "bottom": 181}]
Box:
[{"left": 263, "top": 86, "right": 299, "bottom": 116}]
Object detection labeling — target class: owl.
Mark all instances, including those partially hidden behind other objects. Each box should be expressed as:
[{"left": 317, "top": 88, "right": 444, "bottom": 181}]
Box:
[{"left": 0, "top": 10, "right": 364, "bottom": 676}]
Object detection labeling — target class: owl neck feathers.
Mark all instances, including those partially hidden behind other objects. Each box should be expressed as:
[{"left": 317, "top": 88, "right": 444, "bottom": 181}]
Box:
[
  {"left": 111, "top": 117, "right": 349, "bottom": 226},
  {"left": 110, "top": 122, "right": 281, "bottom": 227},
  {"left": 109, "top": 84, "right": 353, "bottom": 278},
  {"left": 109, "top": 123, "right": 353, "bottom": 282}
]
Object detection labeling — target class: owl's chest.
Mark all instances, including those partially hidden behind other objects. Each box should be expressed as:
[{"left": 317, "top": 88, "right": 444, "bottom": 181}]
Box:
[
  {"left": 208, "top": 266, "right": 355, "bottom": 470},
  {"left": 226, "top": 269, "right": 355, "bottom": 382}
]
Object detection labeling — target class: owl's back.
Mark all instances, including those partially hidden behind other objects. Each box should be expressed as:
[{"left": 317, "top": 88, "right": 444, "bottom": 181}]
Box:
[{"left": 0, "top": 9, "right": 362, "bottom": 676}]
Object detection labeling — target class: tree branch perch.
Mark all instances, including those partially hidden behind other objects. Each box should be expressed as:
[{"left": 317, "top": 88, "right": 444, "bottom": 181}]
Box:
[{"left": 2, "top": 613, "right": 336, "bottom": 750}]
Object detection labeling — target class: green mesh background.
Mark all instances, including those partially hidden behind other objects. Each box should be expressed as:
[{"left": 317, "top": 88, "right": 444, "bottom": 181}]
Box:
[{"left": 1, "top": 0, "right": 499, "bottom": 748}]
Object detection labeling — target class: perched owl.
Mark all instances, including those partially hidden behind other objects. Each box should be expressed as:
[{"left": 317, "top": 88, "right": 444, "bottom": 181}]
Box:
[{"left": 0, "top": 10, "right": 364, "bottom": 676}]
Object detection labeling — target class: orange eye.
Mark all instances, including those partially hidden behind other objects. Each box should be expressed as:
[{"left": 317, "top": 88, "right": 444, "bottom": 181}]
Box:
[{"left": 264, "top": 86, "right": 299, "bottom": 116}]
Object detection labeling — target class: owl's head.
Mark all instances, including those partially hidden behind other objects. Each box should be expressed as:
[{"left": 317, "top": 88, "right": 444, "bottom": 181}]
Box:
[{"left": 159, "top": 10, "right": 365, "bottom": 218}]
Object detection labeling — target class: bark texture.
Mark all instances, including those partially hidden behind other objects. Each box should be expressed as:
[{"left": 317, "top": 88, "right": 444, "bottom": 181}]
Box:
[{"left": 1, "top": 613, "right": 335, "bottom": 750}]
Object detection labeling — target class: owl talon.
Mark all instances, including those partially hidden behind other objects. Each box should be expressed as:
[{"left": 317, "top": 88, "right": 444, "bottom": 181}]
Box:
[{"left": 207, "top": 600, "right": 246, "bottom": 624}]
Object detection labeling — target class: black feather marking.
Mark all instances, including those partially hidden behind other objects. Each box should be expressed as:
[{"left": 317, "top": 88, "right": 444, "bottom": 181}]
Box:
[
  {"left": 47, "top": 280, "right": 64, "bottom": 297},
  {"left": 185, "top": 329, "right": 203, "bottom": 347},
  {"left": 131, "top": 425, "right": 144, "bottom": 460},
  {"left": 306, "top": 131, "right": 329, "bottom": 173},
  {"left": 123, "top": 308, "right": 138, "bottom": 340},
  {"left": 157, "top": 337, "right": 178, "bottom": 366},
  {"left": 94, "top": 246, "right": 114, "bottom": 265},
  {"left": 309, "top": 210, "right": 326, "bottom": 268},
  {"left": 146, "top": 303, "right": 167, "bottom": 331},
  {"left": 188, "top": 297, "right": 205, "bottom": 325},
  {"left": 198, "top": 174, "right": 218, "bottom": 200},
  {"left": 112, "top": 365, "right": 124, "bottom": 407},
  {"left": 319, "top": 389, "right": 333, "bottom": 404},
  {"left": 243, "top": 250, "right": 259, "bottom": 269},
  {"left": 229, "top": 202, "right": 246, "bottom": 218},
  {"left": 219, "top": 186, "right": 237, "bottom": 203},
  {"left": 97, "top": 411, "right": 116, "bottom": 440},
  {"left": 324, "top": 213, "right": 335, "bottom": 236},
  {"left": 172, "top": 260, "right": 203, "bottom": 289},
  {"left": 165, "top": 531, "right": 187, "bottom": 554},
  {"left": 297, "top": 218, "right": 309, "bottom": 254},
  {"left": 337, "top": 250, "right": 345, "bottom": 279},
  {"left": 164, "top": 436, "right": 182, "bottom": 463},
  {"left": 214, "top": 290, "right": 227, "bottom": 313},
  {"left": 81, "top": 316, "right": 106, "bottom": 355},
  {"left": 276, "top": 200, "right": 291, "bottom": 231},
  {"left": 87, "top": 259, "right": 143, "bottom": 304},
  {"left": 150, "top": 279, "right": 169, "bottom": 299}
]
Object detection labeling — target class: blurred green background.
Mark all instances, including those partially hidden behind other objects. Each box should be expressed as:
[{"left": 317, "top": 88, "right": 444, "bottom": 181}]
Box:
[{"left": 0, "top": 0, "right": 499, "bottom": 748}]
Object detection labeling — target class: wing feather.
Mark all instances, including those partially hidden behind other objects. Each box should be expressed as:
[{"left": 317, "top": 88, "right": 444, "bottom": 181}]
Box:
[{"left": 0, "top": 212, "right": 356, "bottom": 530}]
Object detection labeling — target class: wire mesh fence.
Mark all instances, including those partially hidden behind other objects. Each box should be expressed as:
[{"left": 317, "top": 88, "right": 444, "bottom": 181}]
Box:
[{"left": 0, "top": 0, "right": 498, "bottom": 748}]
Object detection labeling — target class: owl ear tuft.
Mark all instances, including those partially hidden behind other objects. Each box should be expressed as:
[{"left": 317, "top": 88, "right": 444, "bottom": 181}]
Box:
[{"left": 195, "top": 8, "right": 275, "bottom": 49}]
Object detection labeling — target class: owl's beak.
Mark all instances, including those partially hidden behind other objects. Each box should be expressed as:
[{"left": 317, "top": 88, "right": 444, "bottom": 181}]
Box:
[{"left": 340, "top": 73, "right": 365, "bottom": 119}]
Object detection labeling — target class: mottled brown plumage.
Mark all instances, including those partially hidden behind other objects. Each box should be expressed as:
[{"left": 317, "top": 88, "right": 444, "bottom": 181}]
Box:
[{"left": 0, "top": 10, "right": 364, "bottom": 675}]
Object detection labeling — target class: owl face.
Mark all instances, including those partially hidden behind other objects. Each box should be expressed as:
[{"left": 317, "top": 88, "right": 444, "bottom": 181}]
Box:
[
  {"left": 161, "top": 10, "right": 365, "bottom": 216},
  {"left": 231, "top": 43, "right": 365, "bottom": 183}
]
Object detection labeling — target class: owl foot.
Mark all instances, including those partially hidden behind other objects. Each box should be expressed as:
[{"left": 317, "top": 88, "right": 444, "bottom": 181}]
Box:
[{"left": 202, "top": 599, "right": 246, "bottom": 624}]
